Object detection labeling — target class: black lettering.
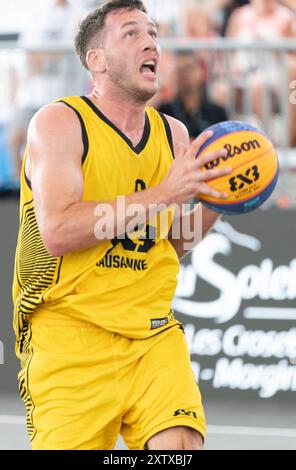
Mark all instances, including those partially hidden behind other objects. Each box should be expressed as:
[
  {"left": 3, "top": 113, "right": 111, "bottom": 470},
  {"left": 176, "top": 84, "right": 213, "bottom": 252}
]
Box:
[
  {"left": 105, "top": 256, "right": 112, "bottom": 268},
  {"left": 237, "top": 173, "right": 254, "bottom": 185},
  {"left": 205, "top": 159, "right": 220, "bottom": 171},
  {"left": 252, "top": 165, "right": 260, "bottom": 181},
  {"left": 229, "top": 177, "right": 238, "bottom": 192},
  {"left": 120, "top": 258, "right": 128, "bottom": 268},
  {"left": 113, "top": 255, "right": 120, "bottom": 268},
  {"left": 125, "top": 257, "right": 134, "bottom": 269},
  {"left": 133, "top": 259, "right": 144, "bottom": 271},
  {"left": 224, "top": 144, "right": 233, "bottom": 157},
  {"left": 249, "top": 139, "right": 260, "bottom": 150},
  {"left": 241, "top": 142, "right": 250, "bottom": 152},
  {"left": 234, "top": 145, "right": 242, "bottom": 155},
  {"left": 135, "top": 179, "right": 146, "bottom": 192}
]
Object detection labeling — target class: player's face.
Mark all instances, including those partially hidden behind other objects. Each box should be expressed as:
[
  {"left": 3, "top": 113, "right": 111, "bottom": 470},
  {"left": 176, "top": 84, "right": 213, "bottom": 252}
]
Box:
[{"left": 103, "top": 9, "right": 161, "bottom": 103}]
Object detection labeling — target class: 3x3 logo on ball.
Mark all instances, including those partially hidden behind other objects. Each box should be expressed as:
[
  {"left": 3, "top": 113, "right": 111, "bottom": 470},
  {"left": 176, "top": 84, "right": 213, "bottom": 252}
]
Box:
[{"left": 229, "top": 165, "right": 260, "bottom": 193}]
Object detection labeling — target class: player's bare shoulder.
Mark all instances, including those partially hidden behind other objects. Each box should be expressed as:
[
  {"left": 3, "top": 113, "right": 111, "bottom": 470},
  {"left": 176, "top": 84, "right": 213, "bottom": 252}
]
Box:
[
  {"left": 28, "top": 102, "right": 82, "bottom": 149},
  {"left": 27, "top": 101, "right": 84, "bottom": 166}
]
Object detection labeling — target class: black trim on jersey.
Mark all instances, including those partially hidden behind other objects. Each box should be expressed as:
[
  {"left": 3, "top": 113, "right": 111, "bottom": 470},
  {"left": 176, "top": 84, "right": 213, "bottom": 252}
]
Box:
[
  {"left": 24, "top": 170, "right": 32, "bottom": 190},
  {"left": 158, "top": 112, "right": 175, "bottom": 159},
  {"left": 56, "top": 256, "right": 64, "bottom": 284},
  {"left": 81, "top": 96, "right": 150, "bottom": 155},
  {"left": 58, "top": 100, "right": 89, "bottom": 165},
  {"left": 23, "top": 101, "right": 89, "bottom": 189}
]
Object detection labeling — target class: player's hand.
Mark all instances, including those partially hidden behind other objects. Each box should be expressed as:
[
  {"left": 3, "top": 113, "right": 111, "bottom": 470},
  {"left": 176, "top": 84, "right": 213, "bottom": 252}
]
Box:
[{"left": 159, "top": 130, "right": 233, "bottom": 206}]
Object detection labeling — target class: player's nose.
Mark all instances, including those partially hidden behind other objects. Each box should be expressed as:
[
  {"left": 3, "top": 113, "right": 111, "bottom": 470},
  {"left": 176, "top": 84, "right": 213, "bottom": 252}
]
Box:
[{"left": 142, "top": 33, "right": 158, "bottom": 53}]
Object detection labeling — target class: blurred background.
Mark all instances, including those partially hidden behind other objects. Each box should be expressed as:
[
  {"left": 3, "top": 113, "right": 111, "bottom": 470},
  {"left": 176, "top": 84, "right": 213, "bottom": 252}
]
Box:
[{"left": 0, "top": 0, "right": 296, "bottom": 450}]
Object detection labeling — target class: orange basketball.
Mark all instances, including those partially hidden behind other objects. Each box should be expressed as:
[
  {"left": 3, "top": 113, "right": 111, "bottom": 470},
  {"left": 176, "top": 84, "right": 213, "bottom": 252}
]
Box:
[{"left": 196, "top": 121, "right": 279, "bottom": 215}]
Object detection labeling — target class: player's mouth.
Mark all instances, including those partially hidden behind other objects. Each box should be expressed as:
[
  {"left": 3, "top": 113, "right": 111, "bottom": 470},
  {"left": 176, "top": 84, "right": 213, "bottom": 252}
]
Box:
[{"left": 139, "top": 59, "right": 158, "bottom": 80}]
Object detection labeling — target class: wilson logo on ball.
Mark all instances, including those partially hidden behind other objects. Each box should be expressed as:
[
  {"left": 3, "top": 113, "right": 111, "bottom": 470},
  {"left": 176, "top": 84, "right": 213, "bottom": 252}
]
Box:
[
  {"left": 196, "top": 121, "right": 279, "bottom": 215},
  {"left": 205, "top": 140, "right": 261, "bottom": 170},
  {"left": 225, "top": 139, "right": 261, "bottom": 156}
]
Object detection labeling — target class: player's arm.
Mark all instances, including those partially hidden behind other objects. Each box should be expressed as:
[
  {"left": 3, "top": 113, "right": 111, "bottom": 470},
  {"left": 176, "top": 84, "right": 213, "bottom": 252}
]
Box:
[
  {"left": 28, "top": 103, "right": 174, "bottom": 257},
  {"left": 28, "top": 104, "right": 228, "bottom": 257},
  {"left": 164, "top": 114, "right": 226, "bottom": 260}
]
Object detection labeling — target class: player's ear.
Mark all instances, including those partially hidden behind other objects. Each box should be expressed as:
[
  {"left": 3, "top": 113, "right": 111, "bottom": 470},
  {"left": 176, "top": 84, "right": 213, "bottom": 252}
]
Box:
[{"left": 86, "top": 48, "right": 106, "bottom": 74}]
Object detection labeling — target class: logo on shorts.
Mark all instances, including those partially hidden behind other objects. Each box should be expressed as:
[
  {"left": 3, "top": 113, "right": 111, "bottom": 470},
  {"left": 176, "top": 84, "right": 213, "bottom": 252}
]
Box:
[
  {"left": 150, "top": 317, "right": 169, "bottom": 330},
  {"left": 174, "top": 409, "right": 198, "bottom": 419}
]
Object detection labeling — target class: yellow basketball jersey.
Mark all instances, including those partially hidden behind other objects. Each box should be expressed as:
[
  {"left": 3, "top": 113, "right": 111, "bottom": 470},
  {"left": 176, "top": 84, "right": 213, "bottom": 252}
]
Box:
[{"left": 12, "top": 96, "right": 182, "bottom": 358}]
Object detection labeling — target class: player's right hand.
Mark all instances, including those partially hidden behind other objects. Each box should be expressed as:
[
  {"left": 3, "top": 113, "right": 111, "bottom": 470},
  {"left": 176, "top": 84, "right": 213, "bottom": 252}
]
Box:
[{"left": 159, "top": 130, "right": 233, "bottom": 206}]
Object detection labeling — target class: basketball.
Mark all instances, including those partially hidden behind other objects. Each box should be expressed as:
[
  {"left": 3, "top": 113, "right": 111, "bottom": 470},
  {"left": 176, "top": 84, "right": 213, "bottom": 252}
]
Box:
[{"left": 196, "top": 121, "right": 280, "bottom": 215}]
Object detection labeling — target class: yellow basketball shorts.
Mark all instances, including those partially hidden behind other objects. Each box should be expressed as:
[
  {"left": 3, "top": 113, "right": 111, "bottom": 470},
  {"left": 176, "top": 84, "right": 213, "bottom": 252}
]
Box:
[{"left": 17, "top": 315, "right": 206, "bottom": 450}]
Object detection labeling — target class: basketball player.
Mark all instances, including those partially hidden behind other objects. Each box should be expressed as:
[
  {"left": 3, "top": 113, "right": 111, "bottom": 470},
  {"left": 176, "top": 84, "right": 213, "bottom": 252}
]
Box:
[{"left": 12, "top": 0, "right": 231, "bottom": 450}]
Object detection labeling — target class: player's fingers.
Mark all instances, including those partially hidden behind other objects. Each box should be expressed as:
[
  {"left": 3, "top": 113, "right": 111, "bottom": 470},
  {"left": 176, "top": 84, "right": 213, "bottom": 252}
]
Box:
[
  {"left": 175, "top": 142, "right": 188, "bottom": 160},
  {"left": 185, "top": 130, "right": 214, "bottom": 160},
  {"left": 197, "top": 182, "right": 228, "bottom": 200},
  {"left": 199, "top": 166, "right": 233, "bottom": 182},
  {"left": 196, "top": 148, "right": 228, "bottom": 169}
]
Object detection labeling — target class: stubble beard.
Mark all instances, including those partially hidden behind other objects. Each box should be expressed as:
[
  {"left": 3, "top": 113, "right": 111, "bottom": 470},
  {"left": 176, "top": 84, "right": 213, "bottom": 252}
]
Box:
[{"left": 108, "top": 61, "right": 158, "bottom": 105}]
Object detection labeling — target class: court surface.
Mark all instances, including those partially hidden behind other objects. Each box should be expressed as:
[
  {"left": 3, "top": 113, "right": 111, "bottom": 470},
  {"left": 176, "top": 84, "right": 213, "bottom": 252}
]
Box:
[{"left": 1, "top": 393, "right": 295, "bottom": 450}]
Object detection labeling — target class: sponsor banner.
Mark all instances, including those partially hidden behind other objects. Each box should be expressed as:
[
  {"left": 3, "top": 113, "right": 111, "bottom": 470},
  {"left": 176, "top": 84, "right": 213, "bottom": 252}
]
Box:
[{"left": 174, "top": 210, "right": 296, "bottom": 400}]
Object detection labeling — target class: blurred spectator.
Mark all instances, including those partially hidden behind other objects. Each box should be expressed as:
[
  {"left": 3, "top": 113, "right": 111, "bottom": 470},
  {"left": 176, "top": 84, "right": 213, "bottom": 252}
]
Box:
[
  {"left": 221, "top": 0, "right": 250, "bottom": 35},
  {"left": 226, "top": 0, "right": 296, "bottom": 144},
  {"left": 280, "top": 0, "right": 296, "bottom": 14},
  {"left": 9, "top": 0, "right": 86, "bottom": 177},
  {"left": 179, "top": 1, "right": 234, "bottom": 114},
  {"left": 227, "top": 0, "right": 294, "bottom": 47},
  {"left": 182, "top": 0, "right": 216, "bottom": 38},
  {"left": 183, "top": 0, "right": 246, "bottom": 37},
  {"left": 145, "top": 0, "right": 182, "bottom": 36},
  {"left": 180, "top": 0, "right": 249, "bottom": 38},
  {"left": 158, "top": 51, "right": 228, "bottom": 139}
]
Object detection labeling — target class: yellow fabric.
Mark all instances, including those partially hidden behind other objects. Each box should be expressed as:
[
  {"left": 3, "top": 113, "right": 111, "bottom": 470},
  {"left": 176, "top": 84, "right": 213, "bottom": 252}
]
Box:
[
  {"left": 20, "top": 315, "right": 206, "bottom": 450},
  {"left": 12, "top": 96, "right": 181, "bottom": 362}
]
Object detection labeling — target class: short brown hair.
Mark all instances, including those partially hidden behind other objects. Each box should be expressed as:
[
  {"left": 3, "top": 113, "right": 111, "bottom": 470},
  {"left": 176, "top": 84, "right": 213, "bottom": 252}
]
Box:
[{"left": 75, "top": 0, "right": 147, "bottom": 70}]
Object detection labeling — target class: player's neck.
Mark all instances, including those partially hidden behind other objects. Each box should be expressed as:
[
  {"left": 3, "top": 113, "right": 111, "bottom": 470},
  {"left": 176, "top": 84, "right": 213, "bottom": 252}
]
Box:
[{"left": 88, "top": 87, "right": 147, "bottom": 142}]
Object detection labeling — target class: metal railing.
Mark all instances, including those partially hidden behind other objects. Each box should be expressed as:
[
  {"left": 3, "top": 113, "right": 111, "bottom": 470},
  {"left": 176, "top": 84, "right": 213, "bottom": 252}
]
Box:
[
  {"left": 0, "top": 39, "right": 295, "bottom": 203},
  {"left": 0, "top": 39, "right": 295, "bottom": 151},
  {"left": 160, "top": 38, "right": 296, "bottom": 154}
]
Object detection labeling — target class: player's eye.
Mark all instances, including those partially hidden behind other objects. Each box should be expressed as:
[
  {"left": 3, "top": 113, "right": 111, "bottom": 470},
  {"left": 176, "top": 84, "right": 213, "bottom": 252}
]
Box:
[
  {"left": 150, "top": 31, "right": 158, "bottom": 39},
  {"left": 125, "top": 30, "right": 136, "bottom": 38}
]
